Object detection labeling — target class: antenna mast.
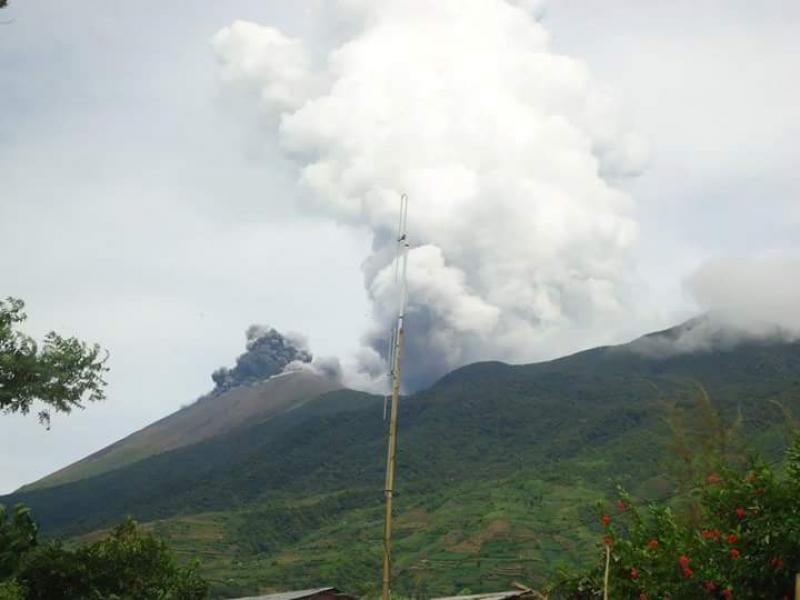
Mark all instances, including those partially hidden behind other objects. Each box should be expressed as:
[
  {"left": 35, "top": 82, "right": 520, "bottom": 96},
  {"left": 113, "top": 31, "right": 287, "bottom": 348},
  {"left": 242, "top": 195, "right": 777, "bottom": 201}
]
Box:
[{"left": 382, "top": 193, "right": 409, "bottom": 600}]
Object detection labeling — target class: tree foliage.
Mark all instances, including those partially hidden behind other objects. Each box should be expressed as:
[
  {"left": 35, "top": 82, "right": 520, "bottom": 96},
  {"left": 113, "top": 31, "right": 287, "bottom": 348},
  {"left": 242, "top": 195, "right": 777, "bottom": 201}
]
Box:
[
  {"left": 555, "top": 437, "right": 800, "bottom": 599},
  {"left": 0, "top": 506, "right": 36, "bottom": 581},
  {"left": 0, "top": 298, "right": 108, "bottom": 427},
  {"left": 0, "top": 514, "right": 208, "bottom": 600}
]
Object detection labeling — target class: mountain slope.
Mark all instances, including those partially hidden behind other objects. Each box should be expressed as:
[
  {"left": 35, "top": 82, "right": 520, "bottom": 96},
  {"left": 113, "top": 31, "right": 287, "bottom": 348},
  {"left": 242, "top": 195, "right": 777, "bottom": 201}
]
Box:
[
  {"left": 4, "top": 324, "right": 800, "bottom": 597},
  {"left": 23, "top": 370, "right": 341, "bottom": 491}
]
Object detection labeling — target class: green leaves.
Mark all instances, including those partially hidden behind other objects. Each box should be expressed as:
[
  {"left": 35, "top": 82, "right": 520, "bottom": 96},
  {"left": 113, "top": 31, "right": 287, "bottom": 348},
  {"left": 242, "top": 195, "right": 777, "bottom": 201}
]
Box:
[
  {"left": 0, "top": 297, "right": 108, "bottom": 427},
  {"left": 4, "top": 516, "right": 209, "bottom": 599},
  {"left": 0, "top": 505, "right": 37, "bottom": 580},
  {"left": 786, "top": 436, "right": 800, "bottom": 483},
  {"left": 557, "top": 442, "right": 800, "bottom": 599}
]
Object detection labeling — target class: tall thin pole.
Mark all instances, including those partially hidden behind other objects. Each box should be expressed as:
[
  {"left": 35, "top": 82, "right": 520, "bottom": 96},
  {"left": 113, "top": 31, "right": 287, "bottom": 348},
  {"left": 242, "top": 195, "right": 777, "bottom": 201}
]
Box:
[{"left": 382, "top": 193, "right": 409, "bottom": 600}]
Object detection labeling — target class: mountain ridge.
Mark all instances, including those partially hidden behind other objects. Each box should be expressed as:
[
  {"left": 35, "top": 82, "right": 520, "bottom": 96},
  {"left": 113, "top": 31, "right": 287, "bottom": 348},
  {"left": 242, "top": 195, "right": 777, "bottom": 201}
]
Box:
[{"left": 4, "top": 319, "right": 800, "bottom": 597}]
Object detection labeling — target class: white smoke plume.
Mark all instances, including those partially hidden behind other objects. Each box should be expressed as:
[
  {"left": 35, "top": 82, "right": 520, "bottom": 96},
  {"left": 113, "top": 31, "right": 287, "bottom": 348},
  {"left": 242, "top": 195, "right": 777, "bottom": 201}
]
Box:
[{"left": 213, "top": 0, "right": 648, "bottom": 390}]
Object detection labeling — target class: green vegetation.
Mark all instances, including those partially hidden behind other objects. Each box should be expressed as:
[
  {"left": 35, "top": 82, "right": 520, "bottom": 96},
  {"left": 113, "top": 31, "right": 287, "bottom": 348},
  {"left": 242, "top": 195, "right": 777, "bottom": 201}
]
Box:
[
  {"left": 0, "top": 514, "right": 208, "bottom": 599},
  {"left": 0, "top": 297, "right": 107, "bottom": 427},
  {"left": 3, "top": 325, "right": 800, "bottom": 597},
  {"left": 555, "top": 436, "right": 800, "bottom": 598},
  {"left": 0, "top": 506, "right": 36, "bottom": 580}
]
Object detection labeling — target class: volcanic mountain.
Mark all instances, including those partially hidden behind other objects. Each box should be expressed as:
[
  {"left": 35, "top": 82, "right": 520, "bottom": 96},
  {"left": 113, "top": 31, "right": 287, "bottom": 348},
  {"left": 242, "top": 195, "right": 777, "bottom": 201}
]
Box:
[{"left": 4, "top": 319, "right": 800, "bottom": 597}]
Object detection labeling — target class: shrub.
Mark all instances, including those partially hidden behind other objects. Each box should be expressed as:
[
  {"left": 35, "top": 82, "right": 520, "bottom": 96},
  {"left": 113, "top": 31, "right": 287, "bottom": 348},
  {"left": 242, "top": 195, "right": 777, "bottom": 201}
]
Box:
[
  {"left": 1, "top": 515, "right": 208, "bottom": 600},
  {"left": 0, "top": 506, "right": 37, "bottom": 580},
  {"left": 554, "top": 437, "right": 800, "bottom": 599},
  {"left": 0, "top": 580, "right": 23, "bottom": 600}
]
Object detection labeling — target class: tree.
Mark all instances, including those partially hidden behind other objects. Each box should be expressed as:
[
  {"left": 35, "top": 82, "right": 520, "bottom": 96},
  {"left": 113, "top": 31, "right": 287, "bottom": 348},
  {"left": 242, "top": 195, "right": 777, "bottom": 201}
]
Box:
[
  {"left": 7, "top": 519, "right": 208, "bottom": 599},
  {"left": 0, "top": 506, "right": 36, "bottom": 581},
  {"left": 0, "top": 297, "right": 108, "bottom": 427}
]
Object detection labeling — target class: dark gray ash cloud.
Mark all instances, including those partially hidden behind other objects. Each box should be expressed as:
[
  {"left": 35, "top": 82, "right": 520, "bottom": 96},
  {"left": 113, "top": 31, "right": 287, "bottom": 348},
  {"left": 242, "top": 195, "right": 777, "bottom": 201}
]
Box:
[{"left": 211, "top": 325, "right": 312, "bottom": 392}]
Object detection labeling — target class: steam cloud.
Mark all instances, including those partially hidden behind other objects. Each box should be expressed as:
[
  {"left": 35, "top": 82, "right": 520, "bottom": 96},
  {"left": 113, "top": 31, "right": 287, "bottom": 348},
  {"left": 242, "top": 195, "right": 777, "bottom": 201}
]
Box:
[{"left": 213, "top": 1, "right": 649, "bottom": 390}]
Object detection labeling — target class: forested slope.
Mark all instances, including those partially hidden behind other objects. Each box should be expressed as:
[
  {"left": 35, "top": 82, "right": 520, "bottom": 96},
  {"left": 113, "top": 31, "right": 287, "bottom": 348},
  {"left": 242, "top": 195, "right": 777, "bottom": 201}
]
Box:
[{"left": 5, "top": 323, "right": 800, "bottom": 597}]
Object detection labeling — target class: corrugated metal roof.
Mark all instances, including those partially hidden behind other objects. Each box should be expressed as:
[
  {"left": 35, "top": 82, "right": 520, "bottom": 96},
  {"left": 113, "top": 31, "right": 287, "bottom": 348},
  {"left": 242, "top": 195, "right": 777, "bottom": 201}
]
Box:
[
  {"left": 432, "top": 592, "right": 529, "bottom": 600},
  {"left": 231, "top": 587, "right": 337, "bottom": 600}
]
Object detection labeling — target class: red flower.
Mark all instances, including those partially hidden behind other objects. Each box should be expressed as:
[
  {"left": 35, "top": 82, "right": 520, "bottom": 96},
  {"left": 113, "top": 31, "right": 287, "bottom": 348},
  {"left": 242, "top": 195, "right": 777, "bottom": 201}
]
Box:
[
  {"left": 704, "top": 580, "right": 717, "bottom": 592},
  {"left": 679, "top": 554, "right": 690, "bottom": 567},
  {"left": 601, "top": 514, "right": 611, "bottom": 526},
  {"left": 706, "top": 472, "right": 721, "bottom": 484},
  {"left": 726, "top": 533, "right": 737, "bottom": 544},
  {"left": 735, "top": 507, "right": 746, "bottom": 518},
  {"left": 683, "top": 567, "right": 694, "bottom": 578},
  {"left": 702, "top": 529, "right": 721, "bottom": 539},
  {"left": 721, "top": 588, "right": 733, "bottom": 599},
  {"left": 616, "top": 499, "right": 627, "bottom": 512},
  {"left": 647, "top": 538, "right": 659, "bottom": 548},
  {"left": 630, "top": 567, "right": 639, "bottom": 579},
  {"left": 769, "top": 557, "right": 784, "bottom": 569},
  {"left": 730, "top": 548, "right": 740, "bottom": 559},
  {"left": 603, "top": 535, "right": 612, "bottom": 546}
]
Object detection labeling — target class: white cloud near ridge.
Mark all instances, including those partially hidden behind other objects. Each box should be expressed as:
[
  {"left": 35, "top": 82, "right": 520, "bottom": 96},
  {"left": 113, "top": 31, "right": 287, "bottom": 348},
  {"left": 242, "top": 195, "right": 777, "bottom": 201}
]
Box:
[{"left": 213, "top": 0, "right": 648, "bottom": 389}]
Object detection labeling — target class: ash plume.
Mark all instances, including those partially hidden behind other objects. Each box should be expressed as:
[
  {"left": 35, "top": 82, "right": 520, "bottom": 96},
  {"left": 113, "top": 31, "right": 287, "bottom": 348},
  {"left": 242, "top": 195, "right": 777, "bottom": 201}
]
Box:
[
  {"left": 211, "top": 326, "right": 312, "bottom": 392},
  {"left": 213, "top": 1, "right": 648, "bottom": 391}
]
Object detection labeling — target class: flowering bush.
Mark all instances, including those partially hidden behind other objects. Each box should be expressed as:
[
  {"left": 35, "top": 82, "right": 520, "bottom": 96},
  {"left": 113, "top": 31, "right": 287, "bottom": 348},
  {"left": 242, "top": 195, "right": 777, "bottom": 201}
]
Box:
[{"left": 555, "top": 436, "right": 800, "bottom": 599}]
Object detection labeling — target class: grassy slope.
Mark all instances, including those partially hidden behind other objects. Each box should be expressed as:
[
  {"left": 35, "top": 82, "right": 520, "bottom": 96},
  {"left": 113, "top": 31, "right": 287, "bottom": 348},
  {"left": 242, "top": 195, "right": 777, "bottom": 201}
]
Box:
[
  {"left": 23, "top": 371, "right": 340, "bottom": 491},
  {"left": 5, "top": 333, "right": 800, "bottom": 598}
]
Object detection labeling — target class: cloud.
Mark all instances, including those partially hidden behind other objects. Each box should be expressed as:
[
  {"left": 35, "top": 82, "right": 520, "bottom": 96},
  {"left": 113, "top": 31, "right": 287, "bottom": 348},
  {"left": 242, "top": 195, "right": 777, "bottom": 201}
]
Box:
[
  {"left": 686, "top": 257, "right": 800, "bottom": 332},
  {"left": 213, "top": 0, "right": 647, "bottom": 390},
  {"left": 630, "top": 256, "right": 800, "bottom": 357},
  {"left": 212, "top": 21, "right": 318, "bottom": 116},
  {"left": 284, "top": 355, "right": 343, "bottom": 381}
]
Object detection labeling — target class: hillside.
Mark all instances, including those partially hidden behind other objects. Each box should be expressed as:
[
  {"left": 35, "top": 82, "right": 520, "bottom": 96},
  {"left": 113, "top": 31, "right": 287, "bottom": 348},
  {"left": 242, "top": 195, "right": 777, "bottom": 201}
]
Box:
[
  {"left": 22, "top": 370, "right": 340, "bottom": 491},
  {"left": 4, "top": 323, "right": 800, "bottom": 597}
]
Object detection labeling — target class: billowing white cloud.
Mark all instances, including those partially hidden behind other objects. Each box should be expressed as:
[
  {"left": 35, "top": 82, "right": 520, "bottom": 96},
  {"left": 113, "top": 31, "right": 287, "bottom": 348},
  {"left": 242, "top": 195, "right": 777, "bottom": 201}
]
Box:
[
  {"left": 213, "top": 21, "right": 318, "bottom": 115},
  {"left": 213, "top": 0, "right": 648, "bottom": 389}
]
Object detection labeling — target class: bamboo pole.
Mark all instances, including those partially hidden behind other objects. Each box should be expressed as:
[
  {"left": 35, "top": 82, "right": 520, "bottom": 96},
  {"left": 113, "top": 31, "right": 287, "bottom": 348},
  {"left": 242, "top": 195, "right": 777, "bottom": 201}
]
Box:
[
  {"left": 381, "top": 322, "right": 404, "bottom": 600},
  {"left": 381, "top": 194, "right": 409, "bottom": 600}
]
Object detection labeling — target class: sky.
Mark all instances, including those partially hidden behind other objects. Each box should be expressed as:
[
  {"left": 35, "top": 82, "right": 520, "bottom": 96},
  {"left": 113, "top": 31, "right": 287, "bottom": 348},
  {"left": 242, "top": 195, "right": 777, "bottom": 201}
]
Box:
[{"left": 1, "top": 0, "right": 798, "bottom": 494}]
